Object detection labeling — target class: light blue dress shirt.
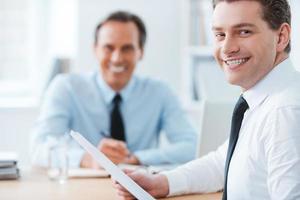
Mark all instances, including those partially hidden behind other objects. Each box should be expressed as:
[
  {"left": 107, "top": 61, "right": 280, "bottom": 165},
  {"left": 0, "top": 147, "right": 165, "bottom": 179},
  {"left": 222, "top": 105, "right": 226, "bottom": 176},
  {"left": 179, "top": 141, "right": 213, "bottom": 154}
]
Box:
[{"left": 30, "top": 71, "right": 197, "bottom": 167}]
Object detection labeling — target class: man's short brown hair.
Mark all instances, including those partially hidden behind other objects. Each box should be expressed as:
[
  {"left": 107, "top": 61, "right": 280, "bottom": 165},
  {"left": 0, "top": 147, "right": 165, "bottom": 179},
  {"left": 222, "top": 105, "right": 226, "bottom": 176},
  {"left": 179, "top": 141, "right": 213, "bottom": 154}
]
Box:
[
  {"left": 94, "top": 11, "right": 147, "bottom": 49},
  {"left": 212, "top": 0, "right": 291, "bottom": 53}
]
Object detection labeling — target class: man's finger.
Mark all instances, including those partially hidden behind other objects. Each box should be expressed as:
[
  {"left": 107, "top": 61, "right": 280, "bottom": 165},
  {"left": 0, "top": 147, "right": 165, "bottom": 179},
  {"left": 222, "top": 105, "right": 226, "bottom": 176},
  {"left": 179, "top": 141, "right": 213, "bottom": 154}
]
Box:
[
  {"left": 102, "top": 148, "right": 127, "bottom": 159},
  {"left": 115, "top": 182, "right": 130, "bottom": 193},
  {"left": 116, "top": 193, "right": 135, "bottom": 200},
  {"left": 99, "top": 139, "right": 130, "bottom": 156},
  {"left": 116, "top": 189, "right": 135, "bottom": 199},
  {"left": 100, "top": 138, "right": 127, "bottom": 149},
  {"left": 123, "top": 168, "right": 135, "bottom": 174}
]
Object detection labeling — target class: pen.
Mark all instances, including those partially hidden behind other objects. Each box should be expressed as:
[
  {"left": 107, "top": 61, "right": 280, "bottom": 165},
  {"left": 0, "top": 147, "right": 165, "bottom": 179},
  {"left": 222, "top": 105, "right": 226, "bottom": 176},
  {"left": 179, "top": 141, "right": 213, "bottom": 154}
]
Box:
[{"left": 100, "top": 131, "right": 110, "bottom": 138}]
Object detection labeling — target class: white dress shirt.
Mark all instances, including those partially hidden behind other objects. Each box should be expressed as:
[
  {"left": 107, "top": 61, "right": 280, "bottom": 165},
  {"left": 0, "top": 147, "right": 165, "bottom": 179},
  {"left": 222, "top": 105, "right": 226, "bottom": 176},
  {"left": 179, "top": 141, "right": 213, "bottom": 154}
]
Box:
[{"left": 163, "top": 58, "right": 300, "bottom": 200}]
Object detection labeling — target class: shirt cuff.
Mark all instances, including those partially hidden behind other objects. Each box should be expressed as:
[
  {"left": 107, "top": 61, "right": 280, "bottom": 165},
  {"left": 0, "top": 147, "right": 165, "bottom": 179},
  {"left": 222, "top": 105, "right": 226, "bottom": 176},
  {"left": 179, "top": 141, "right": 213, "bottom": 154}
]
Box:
[
  {"left": 160, "top": 169, "right": 189, "bottom": 196},
  {"left": 134, "top": 150, "right": 162, "bottom": 165}
]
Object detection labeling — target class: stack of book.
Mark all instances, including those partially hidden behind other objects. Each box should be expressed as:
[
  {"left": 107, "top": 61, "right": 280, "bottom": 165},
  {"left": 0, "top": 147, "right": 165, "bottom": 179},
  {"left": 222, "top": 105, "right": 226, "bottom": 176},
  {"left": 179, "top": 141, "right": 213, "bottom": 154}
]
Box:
[{"left": 0, "top": 152, "right": 20, "bottom": 180}]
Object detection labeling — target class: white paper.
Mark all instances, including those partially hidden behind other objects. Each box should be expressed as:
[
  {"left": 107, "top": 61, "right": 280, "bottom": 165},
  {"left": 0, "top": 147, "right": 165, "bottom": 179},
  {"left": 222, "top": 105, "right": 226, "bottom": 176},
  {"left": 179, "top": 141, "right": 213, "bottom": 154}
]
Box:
[
  {"left": 0, "top": 152, "right": 18, "bottom": 161},
  {"left": 118, "top": 163, "right": 178, "bottom": 174},
  {"left": 70, "top": 131, "right": 155, "bottom": 200},
  {"left": 48, "top": 168, "right": 109, "bottom": 179}
]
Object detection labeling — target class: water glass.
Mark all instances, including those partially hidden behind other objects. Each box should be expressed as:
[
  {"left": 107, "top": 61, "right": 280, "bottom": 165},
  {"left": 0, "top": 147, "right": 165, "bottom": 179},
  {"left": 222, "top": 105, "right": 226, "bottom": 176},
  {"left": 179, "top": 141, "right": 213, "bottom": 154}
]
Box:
[{"left": 47, "top": 135, "right": 69, "bottom": 184}]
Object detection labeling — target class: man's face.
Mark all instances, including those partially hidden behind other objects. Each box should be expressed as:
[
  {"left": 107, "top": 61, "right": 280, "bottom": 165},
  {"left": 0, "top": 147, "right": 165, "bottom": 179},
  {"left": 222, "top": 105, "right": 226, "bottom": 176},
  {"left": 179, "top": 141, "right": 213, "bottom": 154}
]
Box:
[
  {"left": 94, "top": 21, "right": 143, "bottom": 91},
  {"left": 212, "top": 1, "right": 281, "bottom": 90}
]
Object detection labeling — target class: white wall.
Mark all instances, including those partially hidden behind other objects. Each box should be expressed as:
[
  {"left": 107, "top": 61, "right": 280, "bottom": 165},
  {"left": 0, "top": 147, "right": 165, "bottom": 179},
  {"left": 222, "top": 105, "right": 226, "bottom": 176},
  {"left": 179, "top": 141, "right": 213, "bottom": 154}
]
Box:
[
  {"left": 74, "top": 0, "right": 182, "bottom": 91},
  {"left": 290, "top": 1, "right": 300, "bottom": 71},
  {"left": 0, "top": 107, "right": 39, "bottom": 166}
]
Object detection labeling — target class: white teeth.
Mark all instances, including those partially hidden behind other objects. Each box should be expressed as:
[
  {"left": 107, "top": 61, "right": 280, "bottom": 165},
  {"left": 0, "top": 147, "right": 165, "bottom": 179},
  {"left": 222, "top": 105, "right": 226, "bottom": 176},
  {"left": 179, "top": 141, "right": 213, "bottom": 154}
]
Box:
[
  {"left": 110, "top": 65, "right": 125, "bottom": 73},
  {"left": 225, "top": 58, "right": 248, "bottom": 66}
]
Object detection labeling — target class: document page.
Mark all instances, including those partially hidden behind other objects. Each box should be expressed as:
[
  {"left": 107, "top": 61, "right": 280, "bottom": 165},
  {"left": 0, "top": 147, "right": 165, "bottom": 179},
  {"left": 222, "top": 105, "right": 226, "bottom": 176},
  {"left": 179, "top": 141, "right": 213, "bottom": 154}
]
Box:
[{"left": 70, "top": 131, "right": 155, "bottom": 200}]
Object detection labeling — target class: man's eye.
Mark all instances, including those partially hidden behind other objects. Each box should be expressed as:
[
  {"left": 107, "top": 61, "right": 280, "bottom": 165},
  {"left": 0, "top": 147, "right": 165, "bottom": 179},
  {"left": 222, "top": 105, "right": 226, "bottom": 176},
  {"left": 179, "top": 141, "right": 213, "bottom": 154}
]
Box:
[
  {"left": 103, "top": 46, "right": 113, "bottom": 52},
  {"left": 240, "top": 30, "right": 252, "bottom": 36},
  {"left": 214, "top": 33, "right": 225, "bottom": 40},
  {"left": 122, "top": 46, "right": 134, "bottom": 53}
]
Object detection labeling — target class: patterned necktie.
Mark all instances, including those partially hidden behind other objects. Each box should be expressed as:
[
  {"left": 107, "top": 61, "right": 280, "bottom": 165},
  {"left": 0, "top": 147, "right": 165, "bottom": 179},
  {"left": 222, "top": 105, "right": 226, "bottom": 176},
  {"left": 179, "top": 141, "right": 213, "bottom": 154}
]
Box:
[
  {"left": 110, "top": 94, "right": 126, "bottom": 141},
  {"left": 222, "top": 96, "right": 249, "bottom": 200}
]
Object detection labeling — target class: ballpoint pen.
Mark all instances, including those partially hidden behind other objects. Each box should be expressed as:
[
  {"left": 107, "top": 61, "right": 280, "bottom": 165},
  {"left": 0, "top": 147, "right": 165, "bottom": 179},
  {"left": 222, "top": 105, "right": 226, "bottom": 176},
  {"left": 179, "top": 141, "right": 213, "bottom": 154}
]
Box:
[{"left": 99, "top": 131, "right": 110, "bottom": 138}]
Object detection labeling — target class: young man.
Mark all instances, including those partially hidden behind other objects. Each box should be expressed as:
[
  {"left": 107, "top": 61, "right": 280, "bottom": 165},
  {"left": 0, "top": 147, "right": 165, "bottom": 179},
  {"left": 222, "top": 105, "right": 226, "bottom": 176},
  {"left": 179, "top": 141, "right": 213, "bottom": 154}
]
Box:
[
  {"left": 114, "top": 1, "right": 300, "bottom": 199},
  {"left": 30, "top": 11, "right": 197, "bottom": 168}
]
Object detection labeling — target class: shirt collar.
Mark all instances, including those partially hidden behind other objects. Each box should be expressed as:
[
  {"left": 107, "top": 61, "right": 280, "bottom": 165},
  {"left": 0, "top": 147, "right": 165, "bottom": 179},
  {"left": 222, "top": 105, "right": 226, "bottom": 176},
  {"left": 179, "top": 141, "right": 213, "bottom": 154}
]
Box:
[
  {"left": 243, "top": 58, "right": 296, "bottom": 110},
  {"left": 96, "top": 71, "right": 136, "bottom": 105}
]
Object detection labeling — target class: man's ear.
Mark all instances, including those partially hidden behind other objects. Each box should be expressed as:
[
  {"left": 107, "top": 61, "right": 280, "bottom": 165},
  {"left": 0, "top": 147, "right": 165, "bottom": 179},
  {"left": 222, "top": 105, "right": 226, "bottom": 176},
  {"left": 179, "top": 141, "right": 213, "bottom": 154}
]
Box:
[
  {"left": 93, "top": 43, "right": 98, "bottom": 55},
  {"left": 276, "top": 23, "right": 291, "bottom": 52},
  {"left": 139, "top": 48, "right": 144, "bottom": 60}
]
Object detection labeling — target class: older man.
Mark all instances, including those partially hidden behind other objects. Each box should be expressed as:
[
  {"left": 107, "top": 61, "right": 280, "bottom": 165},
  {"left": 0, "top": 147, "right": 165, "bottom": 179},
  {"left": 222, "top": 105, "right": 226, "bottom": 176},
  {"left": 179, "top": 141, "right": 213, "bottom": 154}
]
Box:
[{"left": 30, "top": 11, "right": 197, "bottom": 168}]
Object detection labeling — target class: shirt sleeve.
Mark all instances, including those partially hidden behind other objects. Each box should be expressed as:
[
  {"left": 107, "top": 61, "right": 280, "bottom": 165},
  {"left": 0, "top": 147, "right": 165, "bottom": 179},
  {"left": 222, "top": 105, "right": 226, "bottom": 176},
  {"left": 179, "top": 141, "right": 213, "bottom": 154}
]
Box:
[
  {"left": 264, "top": 106, "right": 300, "bottom": 199},
  {"left": 134, "top": 83, "right": 198, "bottom": 165},
  {"left": 161, "top": 141, "right": 227, "bottom": 196},
  {"left": 29, "top": 75, "right": 84, "bottom": 168}
]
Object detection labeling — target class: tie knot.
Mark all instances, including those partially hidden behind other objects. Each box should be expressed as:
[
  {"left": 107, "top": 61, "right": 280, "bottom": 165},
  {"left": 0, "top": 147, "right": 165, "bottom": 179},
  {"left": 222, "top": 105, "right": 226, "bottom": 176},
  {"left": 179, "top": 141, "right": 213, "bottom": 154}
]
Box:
[
  {"left": 113, "top": 94, "right": 122, "bottom": 104},
  {"left": 234, "top": 96, "right": 249, "bottom": 115}
]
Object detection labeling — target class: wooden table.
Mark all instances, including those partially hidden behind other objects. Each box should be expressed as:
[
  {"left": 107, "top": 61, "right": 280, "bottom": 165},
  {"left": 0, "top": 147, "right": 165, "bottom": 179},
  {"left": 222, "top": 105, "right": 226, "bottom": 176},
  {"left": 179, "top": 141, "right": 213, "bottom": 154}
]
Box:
[{"left": 0, "top": 169, "right": 221, "bottom": 200}]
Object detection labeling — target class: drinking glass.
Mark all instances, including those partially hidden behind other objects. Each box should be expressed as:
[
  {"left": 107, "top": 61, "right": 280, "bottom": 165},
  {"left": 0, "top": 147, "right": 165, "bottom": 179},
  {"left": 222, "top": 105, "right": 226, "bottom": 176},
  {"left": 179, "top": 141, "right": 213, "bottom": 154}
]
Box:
[{"left": 47, "top": 134, "right": 70, "bottom": 184}]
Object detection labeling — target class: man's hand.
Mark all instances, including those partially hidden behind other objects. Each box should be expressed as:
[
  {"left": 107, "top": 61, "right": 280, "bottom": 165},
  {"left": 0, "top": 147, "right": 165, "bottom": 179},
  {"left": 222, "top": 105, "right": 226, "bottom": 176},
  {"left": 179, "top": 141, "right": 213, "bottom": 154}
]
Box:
[
  {"left": 80, "top": 138, "right": 140, "bottom": 168},
  {"left": 112, "top": 169, "right": 169, "bottom": 199},
  {"left": 123, "top": 154, "right": 140, "bottom": 165},
  {"left": 80, "top": 152, "right": 101, "bottom": 169},
  {"left": 98, "top": 138, "right": 130, "bottom": 164}
]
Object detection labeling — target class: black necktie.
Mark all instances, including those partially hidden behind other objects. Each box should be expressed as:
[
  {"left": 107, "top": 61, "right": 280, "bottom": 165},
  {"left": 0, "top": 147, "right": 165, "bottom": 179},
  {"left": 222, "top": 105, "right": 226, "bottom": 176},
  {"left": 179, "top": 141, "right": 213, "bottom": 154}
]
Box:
[
  {"left": 110, "top": 94, "right": 126, "bottom": 141},
  {"left": 222, "top": 96, "right": 249, "bottom": 200}
]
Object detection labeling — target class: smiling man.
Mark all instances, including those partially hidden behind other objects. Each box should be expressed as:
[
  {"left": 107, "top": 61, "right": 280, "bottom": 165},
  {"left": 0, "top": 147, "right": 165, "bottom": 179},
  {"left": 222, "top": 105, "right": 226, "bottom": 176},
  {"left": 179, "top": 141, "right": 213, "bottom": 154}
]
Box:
[
  {"left": 114, "top": 1, "right": 300, "bottom": 200},
  {"left": 30, "top": 11, "right": 197, "bottom": 168}
]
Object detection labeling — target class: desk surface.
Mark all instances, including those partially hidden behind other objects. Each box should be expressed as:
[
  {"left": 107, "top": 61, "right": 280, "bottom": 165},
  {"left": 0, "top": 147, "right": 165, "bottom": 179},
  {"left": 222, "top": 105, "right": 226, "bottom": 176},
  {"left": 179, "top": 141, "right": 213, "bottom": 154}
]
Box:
[{"left": 0, "top": 169, "right": 221, "bottom": 200}]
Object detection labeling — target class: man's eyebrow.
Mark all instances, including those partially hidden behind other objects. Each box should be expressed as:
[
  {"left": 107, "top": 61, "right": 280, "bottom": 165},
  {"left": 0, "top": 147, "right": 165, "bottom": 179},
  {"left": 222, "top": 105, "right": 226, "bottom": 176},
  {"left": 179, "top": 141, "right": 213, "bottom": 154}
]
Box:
[
  {"left": 122, "top": 44, "right": 134, "bottom": 50},
  {"left": 233, "top": 23, "right": 256, "bottom": 29},
  {"left": 212, "top": 26, "right": 223, "bottom": 31},
  {"left": 212, "top": 23, "right": 256, "bottom": 31}
]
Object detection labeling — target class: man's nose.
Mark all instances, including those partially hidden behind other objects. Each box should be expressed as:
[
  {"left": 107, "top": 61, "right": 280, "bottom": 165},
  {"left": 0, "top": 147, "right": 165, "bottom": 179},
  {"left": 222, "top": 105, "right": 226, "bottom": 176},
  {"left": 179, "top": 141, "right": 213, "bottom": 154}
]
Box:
[
  {"left": 111, "top": 50, "right": 124, "bottom": 64},
  {"left": 221, "top": 36, "right": 240, "bottom": 56}
]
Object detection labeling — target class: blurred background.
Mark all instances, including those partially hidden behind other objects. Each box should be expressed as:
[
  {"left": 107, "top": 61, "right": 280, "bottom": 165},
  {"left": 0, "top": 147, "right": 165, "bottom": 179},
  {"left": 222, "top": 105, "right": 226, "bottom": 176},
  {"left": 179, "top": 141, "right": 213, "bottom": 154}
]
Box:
[{"left": 1, "top": 0, "right": 299, "bottom": 167}]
